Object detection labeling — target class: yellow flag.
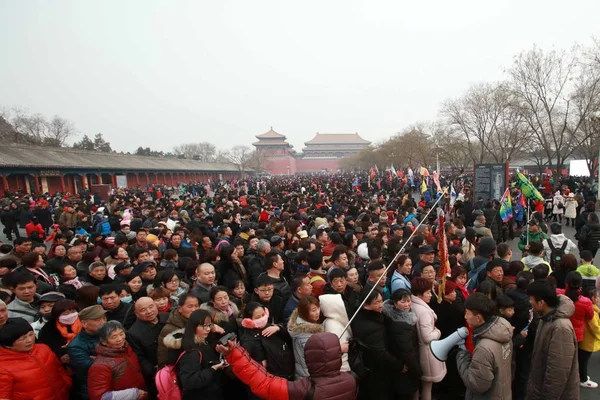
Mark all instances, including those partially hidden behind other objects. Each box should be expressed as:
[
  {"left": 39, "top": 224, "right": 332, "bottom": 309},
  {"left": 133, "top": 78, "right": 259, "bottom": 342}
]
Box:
[{"left": 421, "top": 178, "right": 427, "bottom": 193}]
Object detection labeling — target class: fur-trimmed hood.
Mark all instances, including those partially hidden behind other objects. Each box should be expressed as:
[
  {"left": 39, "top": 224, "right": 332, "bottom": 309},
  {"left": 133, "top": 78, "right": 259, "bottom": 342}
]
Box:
[
  {"left": 382, "top": 299, "right": 417, "bottom": 325},
  {"left": 163, "top": 328, "right": 185, "bottom": 350},
  {"left": 287, "top": 308, "right": 323, "bottom": 337},
  {"left": 200, "top": 301, "right": 239, "bottom": 324}
]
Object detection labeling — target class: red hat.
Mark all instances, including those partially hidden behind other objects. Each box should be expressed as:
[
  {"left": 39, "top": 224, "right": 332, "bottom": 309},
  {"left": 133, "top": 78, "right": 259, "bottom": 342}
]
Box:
[{"left": 444, "top": 280, "right": 458, "bottom": 295}]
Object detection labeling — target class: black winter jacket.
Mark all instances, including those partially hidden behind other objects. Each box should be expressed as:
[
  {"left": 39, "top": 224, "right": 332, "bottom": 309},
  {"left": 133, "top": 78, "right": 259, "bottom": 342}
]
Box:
[{"left": 382, "top": 301, "right": 422, "bottom": 395}]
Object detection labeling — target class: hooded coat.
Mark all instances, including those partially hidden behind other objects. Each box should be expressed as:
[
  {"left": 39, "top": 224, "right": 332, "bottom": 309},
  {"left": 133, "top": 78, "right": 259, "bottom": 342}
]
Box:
[
  {"left": 225, "top": 332, "right": 357, "bottom": 400},
  {"left": 381, "top": 300, "right": 422, "bottom": 396},
  {"left": 527, "top": 295, "right": 579, "bottom": 400},
  {"left": 577, "top": 221, "right": 600, "bottom": 252},
  {"left": 319, "top": 294, "right": 352, "bottom": 372},
  {"left": 456, "top": 316, "right": 513, "bottom": 400},
  {"left": 287, "top": 308, "right": 324, "bottom": 378},
  {"left": 411, "top": 294, "right": 446, "bottom": 382}
]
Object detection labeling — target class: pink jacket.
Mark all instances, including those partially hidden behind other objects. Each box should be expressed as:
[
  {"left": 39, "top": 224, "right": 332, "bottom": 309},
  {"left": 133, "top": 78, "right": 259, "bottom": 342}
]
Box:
[{"left": 411, "top": 295, "right": 447, "bottom": 382}]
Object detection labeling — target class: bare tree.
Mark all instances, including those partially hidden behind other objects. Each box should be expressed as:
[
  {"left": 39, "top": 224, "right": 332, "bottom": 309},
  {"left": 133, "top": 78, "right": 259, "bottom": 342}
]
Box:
[
  {"left": 45, "top": 115, "right": 76, "bottom": 146},
  {"left": 173, "top": 142, "right": 217, "bottom": 161},
  {"left": 227, "top": 145, "right": 253, "bottom": 177},
  {"left": 0, "top": 106, "right": 77, "bottom": 146},
  {"left": 441, "top": 82, "right": 530, "bottom": 164},
  {"left": 508, "top": 45, "right": 600, "bottom": 183}
]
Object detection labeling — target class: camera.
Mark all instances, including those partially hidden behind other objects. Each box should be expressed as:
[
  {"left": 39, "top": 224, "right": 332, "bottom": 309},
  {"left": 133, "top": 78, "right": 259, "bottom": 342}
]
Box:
[{"left": 218, "top": 332, "right": 237, "bottom": 346}]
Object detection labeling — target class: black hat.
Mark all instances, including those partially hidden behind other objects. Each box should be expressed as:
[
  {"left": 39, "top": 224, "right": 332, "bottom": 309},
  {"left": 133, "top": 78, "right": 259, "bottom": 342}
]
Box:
[
  {"left": 528, "top": 220, "right": 538, "bottom": 226},
  {"left": 419, "top": 245, "right": 435, "bottom": 255},
  {"left": 477, "top": 237, "right": 497, "bottom": 258},
  {"left": 0, "top": 318, "right": 33, "bottom": 347},
  {"left": 114, "top": 262, "right": 133, "bottom": 274},
  {"left": 270, "top": 235, "right": 283, "bottom": 247},
  {"left": 354, "top": 227, "right": 364, "bottom": 234}
]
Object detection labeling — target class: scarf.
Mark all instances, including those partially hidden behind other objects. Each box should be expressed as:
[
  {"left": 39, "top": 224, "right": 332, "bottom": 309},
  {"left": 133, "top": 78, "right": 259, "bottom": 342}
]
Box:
[
  {"left": 241, "top": 308, "right": 269, "bottom": 329},
  {"left": 217, "top": 304, "right": 234, "bottom": 317},
  {"left": 63, "top": 277, "right": 84, "bottom": 290},
  {"left": 56, "top": 319, "right": 82, "bottom": 344},
  {"left": 159, "top": 303, "right": 171, "bottom": 313}
]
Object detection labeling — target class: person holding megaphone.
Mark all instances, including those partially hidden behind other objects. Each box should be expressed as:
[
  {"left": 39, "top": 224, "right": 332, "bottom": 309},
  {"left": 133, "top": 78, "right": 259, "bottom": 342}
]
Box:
[{"left": 454, "top": 293, "right": 513, "bottom": 399}]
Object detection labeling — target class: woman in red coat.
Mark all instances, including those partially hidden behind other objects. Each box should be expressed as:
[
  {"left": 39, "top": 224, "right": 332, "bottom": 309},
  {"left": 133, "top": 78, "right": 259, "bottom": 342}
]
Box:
[
  {"left": 0, "top": 317, "right": 72, "bottom": 400},
  {"left": 217, "top": 332, "right": 357, "bottom": 400},
  {"left": 88, "top": 320, "right": 147, "bottom": 400},
  {"left": 25, "top": 216, "right": 45, "bottom": 240}
]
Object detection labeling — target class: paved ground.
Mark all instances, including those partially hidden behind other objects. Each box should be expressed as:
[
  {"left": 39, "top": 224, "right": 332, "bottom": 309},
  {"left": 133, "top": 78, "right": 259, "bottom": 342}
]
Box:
[
  {"left": 507, "top": 221, "right": 599, "bottom": 398},
  {"left": 1, "top": 219, "right": 599, "bottom": 396}
]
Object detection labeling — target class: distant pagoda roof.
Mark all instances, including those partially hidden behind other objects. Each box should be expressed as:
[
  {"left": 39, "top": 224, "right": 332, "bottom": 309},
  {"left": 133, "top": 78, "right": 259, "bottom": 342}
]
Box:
[
  {"left": 255, "top": 127, "right": 286, "bottom": 140},
  {"left": 304, "top": 133, "right": 371, "bottom": 146},
  {"left": 253, "top": 127, "right": 292, "bottom": 147}
]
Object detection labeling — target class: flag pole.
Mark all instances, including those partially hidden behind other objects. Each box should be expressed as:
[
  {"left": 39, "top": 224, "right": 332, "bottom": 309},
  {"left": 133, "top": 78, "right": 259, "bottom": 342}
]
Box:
[{"left": 340, "top": 185, "right": 449, "bottom": 337}]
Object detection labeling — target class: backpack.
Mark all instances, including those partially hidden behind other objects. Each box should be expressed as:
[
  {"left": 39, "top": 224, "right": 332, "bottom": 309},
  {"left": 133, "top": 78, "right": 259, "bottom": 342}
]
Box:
[
  {"left": 155, "top": 351, "right": 200, "bottom": 400},
  {"left": 261, "top": 334, "right": 295, "bottom": 379},
  {"left": 348, "top": 337, "right": 371, "bottom": 380},
  {"left": 547, "top": 239, "right": 568, "bottom": 271},
  {"left": 466, "top": 259, "right": 489, "bottom": 293}
]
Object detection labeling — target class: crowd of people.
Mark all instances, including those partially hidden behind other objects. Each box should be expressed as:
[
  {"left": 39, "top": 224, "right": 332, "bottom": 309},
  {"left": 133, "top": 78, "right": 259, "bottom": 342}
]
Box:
[{"left": 0, "top": 172, "right": 598, "bottom": 400}]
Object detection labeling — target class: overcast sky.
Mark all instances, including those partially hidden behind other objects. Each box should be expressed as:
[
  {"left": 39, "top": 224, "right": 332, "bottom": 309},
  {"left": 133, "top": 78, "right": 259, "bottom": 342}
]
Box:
[{"left": 1, "top": 0, "right": 599, "bottom": 154}]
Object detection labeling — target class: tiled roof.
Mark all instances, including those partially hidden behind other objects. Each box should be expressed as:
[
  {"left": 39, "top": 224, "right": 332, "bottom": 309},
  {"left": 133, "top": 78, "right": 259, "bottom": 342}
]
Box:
[
  {"left": 252, "top": 140, "right": 291, "bottom": 146},
  {"left": 255, "top": 127, "right": 286, "bottom": 139},
  {"left": 0, "top": 144, "right": 241, "bottom": 172},
  {"left": 304, "top": 133, "right": 371, "bottom": 145}
]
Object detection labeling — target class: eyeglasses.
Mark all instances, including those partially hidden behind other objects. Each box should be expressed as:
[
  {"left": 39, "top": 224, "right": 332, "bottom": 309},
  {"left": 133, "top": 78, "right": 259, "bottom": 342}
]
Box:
[
  {"left": 202, "top": 323, "right": 214, "bottom": 330},
  {"left": 169, "top": 278, "right": 180, "bottom": 284},
  {"left": 258, "top": 288, "right": 274, "bottom": 293}
]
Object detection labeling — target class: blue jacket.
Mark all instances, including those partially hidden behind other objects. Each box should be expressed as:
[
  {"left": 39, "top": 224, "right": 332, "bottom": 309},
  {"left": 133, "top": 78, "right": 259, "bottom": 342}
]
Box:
[{"left": 67, "top": 330, "right": 99, "bottom": 400}]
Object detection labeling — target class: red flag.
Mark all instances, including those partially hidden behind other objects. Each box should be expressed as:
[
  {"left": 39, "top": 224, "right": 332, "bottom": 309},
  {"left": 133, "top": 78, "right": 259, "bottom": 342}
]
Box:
[{"left": 437, "top": 215, "right": 449, "bottom": 303}]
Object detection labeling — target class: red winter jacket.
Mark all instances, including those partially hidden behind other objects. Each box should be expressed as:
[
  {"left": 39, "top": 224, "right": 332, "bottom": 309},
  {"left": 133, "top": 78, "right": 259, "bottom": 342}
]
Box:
[
  {"left": 227, "top": 332, "right": 357, "bottom": 400},
  {"left": 0, "top": 343, "right": 72, "bottom": 400},
  {"left": 88, "top": 343, "right": 146, "bottom": 400},
  {"left": 556, "top": 289, "right": 595, "bottom": 342},
  {"left": 25, "top": 222, "right": 45, "bottom": 239}
]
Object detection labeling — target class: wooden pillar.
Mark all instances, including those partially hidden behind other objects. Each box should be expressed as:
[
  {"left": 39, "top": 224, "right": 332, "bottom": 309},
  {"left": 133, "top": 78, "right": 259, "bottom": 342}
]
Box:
[
  {"left": 33, "top": 174, "right": 40, "bottom": 194},
  {"left": 80, "top": 174, "right": 88, "bottom": 189},
  {"left": 60, "top": 175, "right": 65, "bottom": 193},
  {"left": 2, "top": 173, "right": 8, "bottom": 191},
  {"left": 135, "top": 173, "right": 140, "bottom": 186},
  {"left": 96, "top": 173, "right": 102, "bottom": 185},
  {"left": 154, "top": 173, "right": 158, "bottom": 185},
  {"left": 112, "top": 174, "right": 118, "bottom": 188},
  {"left": 145, "top": 173, "right": 149, "bottom": 186}
]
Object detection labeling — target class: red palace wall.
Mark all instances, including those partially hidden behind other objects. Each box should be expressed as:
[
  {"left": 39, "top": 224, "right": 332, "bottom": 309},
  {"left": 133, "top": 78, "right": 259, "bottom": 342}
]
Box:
[
  {"left": 263, "top": 156, "right": 297, "bottom": 175},
  {"left": 261, "top": 157, "right": 342, "bottom": 175},
  {"left": 295, "top": 158, "right": 340, "bottom": 173}
]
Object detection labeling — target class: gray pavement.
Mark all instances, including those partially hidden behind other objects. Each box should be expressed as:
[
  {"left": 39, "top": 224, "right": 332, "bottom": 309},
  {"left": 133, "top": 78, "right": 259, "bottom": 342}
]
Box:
[{"left": 507, "top": 221, "right": 599, "bottom": 399}]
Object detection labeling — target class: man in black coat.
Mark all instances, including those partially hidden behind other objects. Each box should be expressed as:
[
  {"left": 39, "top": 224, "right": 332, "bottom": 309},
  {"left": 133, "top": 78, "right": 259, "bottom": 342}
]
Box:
[
  {"left": 506, "top": 271, "right": 537, "bottom": 400},
  {"left": 128, "top": 297, "right": 168, "bottom": 398},
  {"left": 351, "top": 291, "right": 401, "bottom": 400},
  {"left": 99, "top": 284, "right": 136, "bottom": 329}
]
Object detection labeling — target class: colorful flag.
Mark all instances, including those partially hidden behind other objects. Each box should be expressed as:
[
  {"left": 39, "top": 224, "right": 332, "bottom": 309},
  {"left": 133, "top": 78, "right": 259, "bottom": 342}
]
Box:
[
  {"left": 421, "top": 178, "right": 427, "bottom": 193},
  {"left": 420, "top": 166, "right": 430, "bottom": 177},
  {"left": 390, "top": 165, "right": 397, "bottom": 177},
  {"left": 499, "top": 189, "right": 513, "bottom": 222},
  {"left": 450, "top": 184, "right": 457, "bottom": 207},
  {"left": 516, "top": 172, "right": 544, "bottom": 201},
  {"left": 369, "top": 168, "right": 376, "bottom": 180}
]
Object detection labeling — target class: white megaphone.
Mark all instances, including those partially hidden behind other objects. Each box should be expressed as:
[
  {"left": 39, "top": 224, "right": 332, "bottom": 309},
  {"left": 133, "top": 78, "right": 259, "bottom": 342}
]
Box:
[{"left": 429, "top": 327, "right": 469, "bottom": 362}]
